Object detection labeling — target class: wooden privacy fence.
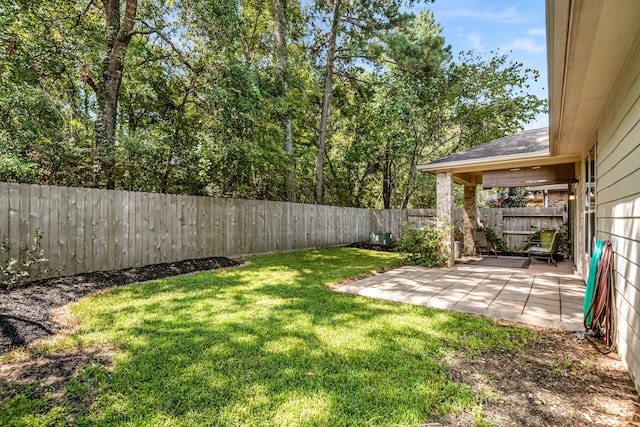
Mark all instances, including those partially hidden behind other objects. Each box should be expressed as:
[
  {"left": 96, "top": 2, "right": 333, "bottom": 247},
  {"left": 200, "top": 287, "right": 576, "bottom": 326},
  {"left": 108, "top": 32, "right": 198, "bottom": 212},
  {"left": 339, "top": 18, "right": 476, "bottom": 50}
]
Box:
[
  {"left": 478, "top": 207, "right": 567, "bottom": 250},
  {"left": 0, "top": 183, "right": 378, "bottom": 279},
  {"left": 0, "top": 182, "right": 567, "bottom": 280},
  {"left": 385, "top": 207, "right": 565, "bottom": 251}
]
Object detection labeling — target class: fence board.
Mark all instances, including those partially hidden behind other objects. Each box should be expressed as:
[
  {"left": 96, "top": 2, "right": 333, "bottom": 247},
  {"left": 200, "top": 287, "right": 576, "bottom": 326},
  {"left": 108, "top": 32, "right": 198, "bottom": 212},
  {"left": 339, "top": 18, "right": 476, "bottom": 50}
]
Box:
[
  {"left": 169, "top": 194, "right": 178, "bottom": 261},
  {"left": 0, "top": 184, "right": 8, "bottom": 267},
  {"left": 107, "top": 190, "right": 116, "bottom": 271},
  {"left": 7, "top": 184, "right": 20, "bottom": 262},
  {"left": 150, "top": 192, "right": 158, "bottom": 262},
  {"left": 19, "top": 185, "right": 31, "bottom": 261},
  {"left": 56, "top": 187, "right": 68, "bottom": 275},
  {"left": 113, "top": 191, "right": 123, "bottom": 270},
  {"left": 44, "top": 186, "right": 57, "bottom": 275},
  {"left": 141, "top": 192, "right": 150, "bottom": 267},
  {"left": 66, "top": 187, "right": 77, "bottom": 275},
  {"left": 0, "top": 182, "right": 568, "bottom": 281},
  {"left": 37, "top": 185, "right": 49, "bottom": 276},
  {"left": 160, "top": 194, "right": 170, "bottom": 261},
  {"left": 187, "top": 195, "right": 196, "bottom": 259},
  {"left": 226, "top": 198, "right": 236, "bottom": 256},
  {"left": 197, "top": 196, "right": 206, "bottom": 258},
  {"left": 122, "top": 191, "right": 131, "bottom": 269},
  {"left": 98, "top": 189, "right": 109, "bottom": 271},
  {"left": 74, "top": 188, "right": 85, "bottom": 273}
]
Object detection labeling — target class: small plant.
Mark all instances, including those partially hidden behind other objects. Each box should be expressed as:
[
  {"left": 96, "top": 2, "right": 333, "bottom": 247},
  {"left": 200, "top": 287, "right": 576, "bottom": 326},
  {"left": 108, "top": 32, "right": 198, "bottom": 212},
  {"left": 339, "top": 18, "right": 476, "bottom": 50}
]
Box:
[
  {"left": 0, "top": 228, "right": 48, "bottom": 289},
  {"left": 395, "top": 224, "right": 449, "bottom": 267},
  {"left": 477, "top": 226, "right": 507, "bottom": 253},
  {"left": 454, "top": 225, "right": 465, "bottom": 253}
]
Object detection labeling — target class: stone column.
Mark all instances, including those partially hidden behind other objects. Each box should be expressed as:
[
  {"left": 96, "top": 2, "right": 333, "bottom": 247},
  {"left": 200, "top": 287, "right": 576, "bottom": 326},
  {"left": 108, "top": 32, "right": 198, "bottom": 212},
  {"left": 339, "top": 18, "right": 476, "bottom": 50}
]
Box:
[
  {"left": 436, "top": 172, "right": 455, "bottom": 267},
  {"left": 463, "top": 185, "right": 478, "bottom": 255}
]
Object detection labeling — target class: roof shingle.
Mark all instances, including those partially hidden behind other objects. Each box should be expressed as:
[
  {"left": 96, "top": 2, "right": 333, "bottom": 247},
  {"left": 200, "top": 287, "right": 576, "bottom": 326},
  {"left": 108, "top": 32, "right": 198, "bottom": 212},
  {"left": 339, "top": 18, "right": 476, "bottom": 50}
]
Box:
[{"left": 426, "top": 128, "right": 549, "bottom": 166}]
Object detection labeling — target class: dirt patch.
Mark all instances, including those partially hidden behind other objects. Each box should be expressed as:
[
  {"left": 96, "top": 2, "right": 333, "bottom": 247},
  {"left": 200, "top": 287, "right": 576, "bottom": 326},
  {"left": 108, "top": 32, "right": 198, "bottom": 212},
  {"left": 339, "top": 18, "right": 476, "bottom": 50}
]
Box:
[
  {"left": 0, "top": 257, "right": 240, "bottom": 355},
  {"left": 0, "top": 348, "right": 114, "bottom": 419},
  {"left": 436, "top": 325, "right": 640, "bottom": 426},
  {"left": 0, "top": 348, "right": 113, "bottom": 389}
]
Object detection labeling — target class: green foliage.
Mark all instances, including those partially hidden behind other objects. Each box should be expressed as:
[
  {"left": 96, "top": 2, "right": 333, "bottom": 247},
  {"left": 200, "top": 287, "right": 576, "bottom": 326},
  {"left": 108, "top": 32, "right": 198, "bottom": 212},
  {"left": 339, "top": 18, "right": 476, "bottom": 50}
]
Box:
[
  {"left": 1, "top": 248, "right": 534, "bottom": 425},
  {"left": 557, "top": 222, "right": 570, "bottom": 256},
  {"left": 477, "top": 226, "right": 508, "bottom": 254},
  {"left": 396, "top": 225, "right": 450, "bottom": 267},
  {"left": 0, "top": 229, "right": 48, "bottom": 288},
  {"left": 446, "top": 51, "right": 547, "bottom": 151},
  {"left": 454, "top": 225, "right": 465, "bottom": 252},
  {"left": 0, "top": 1, "right": 547, "bottom": 207},
  {"left": 525, "top": 223, "right": 569, "bottom": 256},
  {"left": 485, "top": 187, "right": 532, "bottom": 208}
]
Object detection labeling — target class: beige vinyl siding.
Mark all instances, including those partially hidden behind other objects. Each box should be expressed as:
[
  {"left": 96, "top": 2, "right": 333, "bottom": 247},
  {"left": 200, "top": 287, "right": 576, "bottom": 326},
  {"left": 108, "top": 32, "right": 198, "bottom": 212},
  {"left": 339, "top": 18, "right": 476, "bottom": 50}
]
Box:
[
  {"left": 594, "top": 32, "right": 640, "bottom": 391},
  {"left": 573, "top": 161, "right": 586, "bottom": 275}
]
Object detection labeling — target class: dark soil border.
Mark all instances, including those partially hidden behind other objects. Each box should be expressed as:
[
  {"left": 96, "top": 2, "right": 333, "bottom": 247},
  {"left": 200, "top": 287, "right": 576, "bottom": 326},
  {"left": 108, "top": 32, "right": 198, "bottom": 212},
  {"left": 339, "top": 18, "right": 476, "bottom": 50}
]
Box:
[{"left": 0, "top": 257, "right": 240, "bottom": 355}]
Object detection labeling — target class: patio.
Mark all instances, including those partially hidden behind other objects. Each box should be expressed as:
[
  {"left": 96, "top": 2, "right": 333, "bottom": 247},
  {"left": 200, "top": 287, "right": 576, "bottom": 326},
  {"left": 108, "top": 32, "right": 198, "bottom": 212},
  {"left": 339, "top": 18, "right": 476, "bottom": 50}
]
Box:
[{"left": 339, "top": 256, "right": 586, "bottom": 331}]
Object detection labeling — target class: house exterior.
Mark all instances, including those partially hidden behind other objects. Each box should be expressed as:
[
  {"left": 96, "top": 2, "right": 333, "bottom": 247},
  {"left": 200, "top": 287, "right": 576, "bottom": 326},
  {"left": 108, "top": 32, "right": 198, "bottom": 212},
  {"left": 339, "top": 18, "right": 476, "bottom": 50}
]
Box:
[
  {"left": 525, "top": 184, "right": 569, "bottom": 208},
  {"left": 419, "top": 0, "right": 640, "bottom": 392}
]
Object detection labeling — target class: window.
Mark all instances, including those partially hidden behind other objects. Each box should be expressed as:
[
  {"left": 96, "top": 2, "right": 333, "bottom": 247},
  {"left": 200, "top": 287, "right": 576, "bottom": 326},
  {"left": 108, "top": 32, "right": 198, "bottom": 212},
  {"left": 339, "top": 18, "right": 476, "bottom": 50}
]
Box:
[{"left": 584, "top": 145, "right": 596, "bottom": 255}]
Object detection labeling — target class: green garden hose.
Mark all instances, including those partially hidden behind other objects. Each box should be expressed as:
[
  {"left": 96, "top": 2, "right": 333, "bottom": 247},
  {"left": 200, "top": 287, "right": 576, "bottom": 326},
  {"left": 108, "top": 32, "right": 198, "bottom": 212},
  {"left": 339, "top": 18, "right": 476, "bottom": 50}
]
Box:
[
  {"left": 584, "top": 240, "right": 616, "bottom": 354},
  {"left": 583, "top": 240, "right": 604, "bottom": 325}
]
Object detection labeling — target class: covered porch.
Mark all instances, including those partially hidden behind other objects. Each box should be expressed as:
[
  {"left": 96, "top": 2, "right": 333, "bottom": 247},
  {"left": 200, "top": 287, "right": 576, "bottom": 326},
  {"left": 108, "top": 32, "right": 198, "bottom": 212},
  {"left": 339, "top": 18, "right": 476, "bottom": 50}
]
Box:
[{"left": 417, "top": 128, "right": 579, "bottom": 268}]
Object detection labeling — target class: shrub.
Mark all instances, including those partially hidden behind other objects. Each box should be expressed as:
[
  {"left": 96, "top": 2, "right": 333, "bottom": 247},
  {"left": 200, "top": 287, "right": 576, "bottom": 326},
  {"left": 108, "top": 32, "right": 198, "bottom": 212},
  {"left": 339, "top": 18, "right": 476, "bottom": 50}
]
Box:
[
  {"left": 478, "top": 226, "right": 507, "bottom": 253},
  {"left": 454, "top": 225, "right": 464, "bottom": 253},
  {"left": 0, "top": 228, "right": 48, "bottom": 289},
  {"left": 396, "top": 225, "right": 449, "bottom": 267}
]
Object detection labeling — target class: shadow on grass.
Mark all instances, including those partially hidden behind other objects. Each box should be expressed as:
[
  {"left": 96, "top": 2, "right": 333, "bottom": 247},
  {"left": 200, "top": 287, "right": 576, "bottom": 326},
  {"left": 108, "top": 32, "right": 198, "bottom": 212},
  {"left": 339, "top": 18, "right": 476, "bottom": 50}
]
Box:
[{"left": 4, "top": 248, "right": 536, "bottom": 426}]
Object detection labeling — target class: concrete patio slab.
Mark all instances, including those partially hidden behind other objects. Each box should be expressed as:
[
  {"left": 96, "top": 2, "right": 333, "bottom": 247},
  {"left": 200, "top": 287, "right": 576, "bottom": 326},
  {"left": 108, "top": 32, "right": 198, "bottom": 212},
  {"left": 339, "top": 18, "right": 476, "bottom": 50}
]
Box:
[{"left": 337, "top": 257, "right": 586, "bottom": 331}]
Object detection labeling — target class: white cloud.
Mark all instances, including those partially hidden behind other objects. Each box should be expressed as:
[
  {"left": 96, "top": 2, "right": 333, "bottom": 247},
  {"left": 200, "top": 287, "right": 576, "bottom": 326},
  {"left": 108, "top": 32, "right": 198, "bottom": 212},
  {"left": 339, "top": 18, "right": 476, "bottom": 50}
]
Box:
[
  {"left": 435, "top": 6, "right": 528, "bottom": 24},
  {"left": 467, "top": 32, "right": 483, "bottom": 50},
  {"left": 500, "top": 38, "right": 546, "bottom": 54},
  {"left": 527, "top": 28, "right": 546, "bottom": 36}
]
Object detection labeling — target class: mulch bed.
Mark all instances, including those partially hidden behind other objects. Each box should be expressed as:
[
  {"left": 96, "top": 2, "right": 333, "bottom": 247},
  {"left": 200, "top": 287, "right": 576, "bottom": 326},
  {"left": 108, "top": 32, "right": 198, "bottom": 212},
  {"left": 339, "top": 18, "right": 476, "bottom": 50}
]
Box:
[
  {"left": 347, "top": 241, "right": 397, "bottom": 252},
  {"left": 0, "top": 257, "right": 240, "bottom": 355}
]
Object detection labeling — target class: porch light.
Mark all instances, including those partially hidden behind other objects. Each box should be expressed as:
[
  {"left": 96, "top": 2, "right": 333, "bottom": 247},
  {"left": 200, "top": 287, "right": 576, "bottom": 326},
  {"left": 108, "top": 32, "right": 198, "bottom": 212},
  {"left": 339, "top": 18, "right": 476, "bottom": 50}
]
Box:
[{"left": 569, "top": 193, "right": 575, "bottom": 200}]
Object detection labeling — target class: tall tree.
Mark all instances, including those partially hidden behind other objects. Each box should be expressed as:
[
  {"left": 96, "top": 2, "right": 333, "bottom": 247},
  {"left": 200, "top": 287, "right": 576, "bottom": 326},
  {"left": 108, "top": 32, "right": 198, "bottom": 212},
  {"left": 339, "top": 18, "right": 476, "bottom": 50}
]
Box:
[
  {"left": 80, "top": 0, "right": 141, "bottom": 189},
  {"left": 274, "top": 0, "right": 296, "bottom": 202},
  {"left": 311, "top": 0, "right": 419, "bottom": 204}
]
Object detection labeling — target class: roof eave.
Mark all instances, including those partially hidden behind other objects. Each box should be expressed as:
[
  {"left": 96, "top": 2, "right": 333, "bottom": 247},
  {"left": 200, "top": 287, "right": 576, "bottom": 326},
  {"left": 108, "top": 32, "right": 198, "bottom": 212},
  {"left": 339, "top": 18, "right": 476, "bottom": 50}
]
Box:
[
  {"left": 546, "top": 0, "right": 570, "bottom": 157},
  {"left": 418, "top": 152, "right": 579, "bottom": 174}
]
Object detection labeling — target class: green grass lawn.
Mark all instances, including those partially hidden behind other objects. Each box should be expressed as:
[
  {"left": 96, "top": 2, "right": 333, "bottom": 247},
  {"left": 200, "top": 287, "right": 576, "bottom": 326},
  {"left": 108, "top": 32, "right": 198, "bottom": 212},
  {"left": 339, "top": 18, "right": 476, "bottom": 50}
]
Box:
[{"left": 2, "top": 248, "right": 533, "bottom": 426}]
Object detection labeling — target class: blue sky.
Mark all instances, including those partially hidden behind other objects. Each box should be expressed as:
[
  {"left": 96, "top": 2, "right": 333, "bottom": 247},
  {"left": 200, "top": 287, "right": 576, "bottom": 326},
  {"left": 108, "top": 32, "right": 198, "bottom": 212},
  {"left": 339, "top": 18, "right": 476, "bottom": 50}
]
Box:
[{"left": 427, "top": 0, "right": 548, "bottom": 130}]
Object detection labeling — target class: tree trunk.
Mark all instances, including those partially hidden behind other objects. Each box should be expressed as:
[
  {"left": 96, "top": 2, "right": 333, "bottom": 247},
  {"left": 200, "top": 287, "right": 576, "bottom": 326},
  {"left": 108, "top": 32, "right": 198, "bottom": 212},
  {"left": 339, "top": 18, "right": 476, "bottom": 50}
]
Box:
[
  {"left": 401, "top": 120, "right": 422, "bottom": 208},
  {"left": 94, "top": 0, "right": 138, "bottom": 190},
  {"left": 274, "top": 0, "right": 296, "bottom": 202},
  {"left": 382, "top": 141, "right": 392, "bottom": 209},
  {"left": 315, "top": 0, "right": 341, "bottom": 205}
]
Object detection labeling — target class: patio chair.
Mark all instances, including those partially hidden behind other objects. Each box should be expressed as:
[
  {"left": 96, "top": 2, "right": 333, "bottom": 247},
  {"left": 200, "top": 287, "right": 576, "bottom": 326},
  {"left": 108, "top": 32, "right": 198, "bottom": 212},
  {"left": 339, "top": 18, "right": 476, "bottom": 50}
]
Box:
[
  {"left": 471, "top": 229, "right": 498, "bottom": 257},
  {"left": 528, "top": 230, "right": 560, "bottom": 266}
]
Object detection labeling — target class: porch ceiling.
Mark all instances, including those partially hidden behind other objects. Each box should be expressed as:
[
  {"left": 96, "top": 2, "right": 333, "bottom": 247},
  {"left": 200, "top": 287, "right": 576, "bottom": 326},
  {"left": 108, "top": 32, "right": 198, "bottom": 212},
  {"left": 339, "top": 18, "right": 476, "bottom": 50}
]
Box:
[{"left": 417, "top": 128, "right": 579, "bottom": 187}]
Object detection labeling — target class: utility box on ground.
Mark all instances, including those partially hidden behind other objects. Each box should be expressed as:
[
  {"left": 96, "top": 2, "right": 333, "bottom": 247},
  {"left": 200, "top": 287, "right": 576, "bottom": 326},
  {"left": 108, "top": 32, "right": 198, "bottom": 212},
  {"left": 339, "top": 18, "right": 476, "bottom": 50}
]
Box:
[{"left": 369, "top": 232, "right": 393, "bottom": 246}]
